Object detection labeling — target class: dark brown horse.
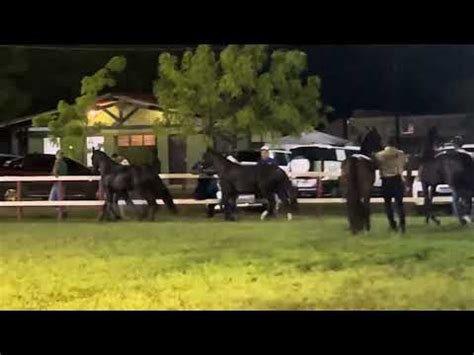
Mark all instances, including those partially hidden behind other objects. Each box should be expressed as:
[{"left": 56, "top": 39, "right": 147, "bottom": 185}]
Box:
[
  {"left": 419, "top": 127, "right": 474, "bottom": 226},
  {"left": 340, "top": 128, "right": 383, "bottom": 234}
]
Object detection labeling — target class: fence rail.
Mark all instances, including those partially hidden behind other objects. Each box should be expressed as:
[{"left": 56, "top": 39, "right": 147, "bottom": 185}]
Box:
[{"left": 0, "top": 171, "right": 427, "bottom": 220}]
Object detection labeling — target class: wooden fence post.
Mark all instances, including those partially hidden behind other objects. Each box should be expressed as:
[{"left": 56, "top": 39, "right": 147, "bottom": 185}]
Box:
[
  {"left": 57, "top": 180, "right": 64, "bottom": 220},
  {"left": 16, "top": 181, "right": 22, "bottom": 220}
]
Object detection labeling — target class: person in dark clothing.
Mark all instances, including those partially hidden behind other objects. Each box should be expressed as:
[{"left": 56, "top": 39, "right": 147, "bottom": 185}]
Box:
[
  {"left": 258, "top": 145, "right": 282, "bottom": 211},
  {"left": 375, "top": 137, "right": 408, "bottom": 233},
  {"left": 191, "top": 160, "right": 219, "bottom": 217},
  {"left": 258, "top": 145, "right": 278, "bottom": 166}
]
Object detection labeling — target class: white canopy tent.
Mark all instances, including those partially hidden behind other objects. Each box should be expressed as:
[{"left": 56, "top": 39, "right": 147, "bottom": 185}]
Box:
[{"left": 267, "top": 130, "right": 350, "bottom": 150}]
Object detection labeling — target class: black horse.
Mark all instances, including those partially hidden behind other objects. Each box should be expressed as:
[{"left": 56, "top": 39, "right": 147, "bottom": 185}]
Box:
[
  {"left": 340, "top": 128, "right": 383, "bottom": 234},
  {"left": 91, "top": 148, "right": 177, "bottom": 221},
  {"left": 202, "top": 149, "right": 298, "bottom": 221},
  {"left": 419, "top": 127, "right": 474, "bottom": 226}
]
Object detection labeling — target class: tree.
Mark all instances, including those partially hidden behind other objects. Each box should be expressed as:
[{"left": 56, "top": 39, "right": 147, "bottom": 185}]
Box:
[
  {"left": 0, "top": 48, "right": 31, "bottom": 121},
  {"left": 33, "top": 56, "right": 127, "bottom": 160},
  {"left": 154, "top": 45, "right": 329, "bottom": 148}
]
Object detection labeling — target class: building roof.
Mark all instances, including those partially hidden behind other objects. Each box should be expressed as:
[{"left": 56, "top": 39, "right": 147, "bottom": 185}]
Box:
[
  {"left": 0, "top": 93, "right": 162, "bottom": 129},
  {"left": 95, "top": 93, "right": 161, "bottom": 111},
  {"left": 0, "top": 110, "right": 58, "bottom": 129}
]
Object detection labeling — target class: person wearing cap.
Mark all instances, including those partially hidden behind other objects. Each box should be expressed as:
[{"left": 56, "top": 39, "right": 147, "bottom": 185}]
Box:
[
  {"left": 374, "top": 137, "right": 407, "bottom": 233},
  {"left": 112, "top": 153, "right": 130, "bottom": 166},
  {"left": 451, "top": 135, "right": 464, "bottom": 150},
  {"left": 258, "top": 145, "right": 278, "bottom": 166}
]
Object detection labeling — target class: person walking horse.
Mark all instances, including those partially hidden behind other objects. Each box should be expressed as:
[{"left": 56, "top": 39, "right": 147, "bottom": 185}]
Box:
[
  {"left": 258, "top": 146, "right": 278, "bottom": 166},
  {"left": 375, "top": 137, "right": 407, "bottom": 233}
]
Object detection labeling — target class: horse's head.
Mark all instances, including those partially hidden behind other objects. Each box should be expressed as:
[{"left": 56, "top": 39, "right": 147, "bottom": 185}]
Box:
[
  {"left": 91, "top": 147, "right": 111, "bottom": 175},
  {"left": 201, "top": 148, "right": 223, "bottom": 170},
  {"left": 360, "top": 127, "right": 383, "bottom": 156},
  {"left": 421, "top": 126, "right": 439, "bottom": 160}
]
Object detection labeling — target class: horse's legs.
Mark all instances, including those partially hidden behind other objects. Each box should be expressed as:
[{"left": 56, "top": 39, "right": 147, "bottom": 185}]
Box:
[
  {"left": 261, "top": 192, "right": 276, "bottom": 220},
  {"left": 100, "top": 190, "right": 115, "bottom": 221},
  {"left": 145, "top": 194, "right": 159, "bottom": 221},
  {"left": 123, "top": 192, "right": 141, "bottom": 220},
  {"left": 423, "top": 184, "right": 431, "bottom": 225},
  {"left": 220, "top": 182, "right": 236, "bottom": 221},
  {"left": 109, "top": 192, "right": 123, "bottom": 220},
  {"left": 207, "top": 204, "right": 216, "bottom": 218},
  {"left": 456, "top": 189, "right": 472, "bottom": 225},
  {"left": 424, "top": 184, "right": 440, "bottom": 225},
  {"left": 364, "top": 196, "right": 371, "bottom": 232},
  {"left": 452, "top": 189, "right": 462, "bottom": 222},
  {"left": 221, "top": 193, "right": 236, "bottom": 221},
  {"left": 276, "top": 187, "right": 292, "bottom": 221},
  {"left": 225, "top": 194, "right": 237, "bottom": 221}
]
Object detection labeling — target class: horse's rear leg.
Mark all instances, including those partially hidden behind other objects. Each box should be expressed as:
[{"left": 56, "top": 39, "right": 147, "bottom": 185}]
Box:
[
  {"left": 261, "top": 193, "right": 276, "bottom": 220},
  {"left": 424, "top": 184, "right": 440, "bottom": 225},
  {"left": 222, "top": 193, "right": 236, "bottom": 221},
  {"left": 145, "top": 196, "right": 158, "bottom": 221},
  {"left": 99, "top": 191, "right": 115, "bottom": 222},
  {"left": 364, "top": 197, "right": 371, "bottom": 232},
  {"left": 276, "top": 188, "right": 292, "bottom": 221},
  {"left": 123, "top": 192, "right": 141, "bottom": 220}
]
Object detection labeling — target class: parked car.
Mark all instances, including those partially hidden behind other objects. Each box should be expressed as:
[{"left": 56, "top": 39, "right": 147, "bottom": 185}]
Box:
[
  {"left": 288, "top": 144, "right": 383, "bottom": 197},
  {"left": 0, "top": 153, "right": 21, "bottom": 166},
  {"left": 0, "top": 153, "right": 99, "bottom": 201}
]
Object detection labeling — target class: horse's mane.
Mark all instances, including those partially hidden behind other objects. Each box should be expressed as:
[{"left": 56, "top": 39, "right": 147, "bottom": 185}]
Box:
[
  {"left": 207, "top": 149, "right": 239, "bottom": 167},
  {"left": 360, "top": 128, "right": 382, "bottom": 156},
  {"left": 421, "top": 127, "right": 438, "bottom": 160}
]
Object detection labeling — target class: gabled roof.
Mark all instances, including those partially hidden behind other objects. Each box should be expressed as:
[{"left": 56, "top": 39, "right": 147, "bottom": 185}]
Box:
[
  {"left": 0, "top": 110, "right": 58, "bottom": 129},
  {"left": 95, "top": 93, "right": 161, "bottom": 111},
  {"left": 0, "top": 93, "right": 162, "bottom": 129}
]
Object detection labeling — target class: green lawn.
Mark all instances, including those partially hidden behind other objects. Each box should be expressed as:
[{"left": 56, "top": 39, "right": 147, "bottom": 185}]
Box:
[{"left": 1, "top": 213, "right": 474, "bottom": 310}]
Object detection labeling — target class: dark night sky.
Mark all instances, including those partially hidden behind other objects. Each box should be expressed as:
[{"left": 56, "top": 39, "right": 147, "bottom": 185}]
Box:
[
  {"left": 10, "top": 45, "right": 474, "bottom": 120},
  {"left": 303, "top": 45, "right": 474, "bottom": 117}
]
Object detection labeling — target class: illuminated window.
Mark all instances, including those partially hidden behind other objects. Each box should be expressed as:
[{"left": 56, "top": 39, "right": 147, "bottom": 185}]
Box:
[
  {"left": 131, "top": 135, "right": 144, "bottom": 146},
  {"left": 117, "top": 136, "right": 130, "bottom": 146},
  {"left": 117, "top": 134, "right": 156, "bottom": 147},
  {"left": 143, "top": 135, "right": 156, "bottom": 146}
]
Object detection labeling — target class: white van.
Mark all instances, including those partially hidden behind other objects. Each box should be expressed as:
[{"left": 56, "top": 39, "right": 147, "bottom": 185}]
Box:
[{"left": 289, "top": 144, "right": 383, "bottom": 197}]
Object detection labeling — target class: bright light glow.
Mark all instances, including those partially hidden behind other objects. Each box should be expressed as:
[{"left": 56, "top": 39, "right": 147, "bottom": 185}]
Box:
[{"left": 88, "top": 110, "right": 99, "bottom": 117}]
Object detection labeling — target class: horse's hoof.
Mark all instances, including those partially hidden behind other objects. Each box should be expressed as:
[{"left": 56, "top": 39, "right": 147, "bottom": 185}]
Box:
[
  {"left": 287, "top": 213, "right": 293, "bottom": 221},
  {"left": 260, "top": 210, "right": 269, "bottom": 221},
  {"left": 463, "top": 216, "right": 472, "bottom": 225}
]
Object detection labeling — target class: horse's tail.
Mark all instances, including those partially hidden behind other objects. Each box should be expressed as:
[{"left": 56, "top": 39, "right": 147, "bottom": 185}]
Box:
[
  {"left": 345, "top": 157, "right": 364, "bottom": 234},
  {"left": 282, "top": 173, "right": 299, "bottom": 211}
]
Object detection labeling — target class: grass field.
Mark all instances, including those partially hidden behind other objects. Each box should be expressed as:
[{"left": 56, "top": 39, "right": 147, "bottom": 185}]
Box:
[{"left": 1, "top": 212, "right": 474, "bottom": 310}]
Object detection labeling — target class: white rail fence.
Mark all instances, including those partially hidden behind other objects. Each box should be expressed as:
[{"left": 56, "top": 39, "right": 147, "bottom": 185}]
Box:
[{"left": 0, "top": 171, "right": 443, "bottom": 220}]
